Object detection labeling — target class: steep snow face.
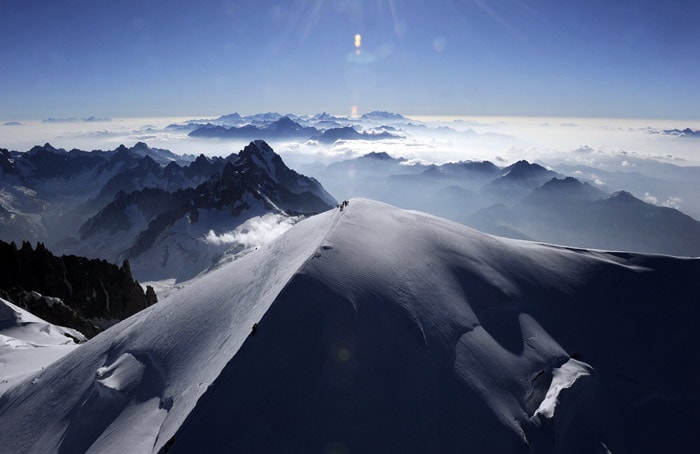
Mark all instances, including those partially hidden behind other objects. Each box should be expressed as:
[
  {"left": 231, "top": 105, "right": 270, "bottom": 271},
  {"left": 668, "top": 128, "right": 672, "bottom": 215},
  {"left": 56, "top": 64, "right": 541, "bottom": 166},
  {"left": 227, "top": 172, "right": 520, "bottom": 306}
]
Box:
[
  {"left": 0, "top": 206, "right": 338, "bottom": 453},
  {"left": 1, "top": 199, "right": 699, "bottom": 453}
]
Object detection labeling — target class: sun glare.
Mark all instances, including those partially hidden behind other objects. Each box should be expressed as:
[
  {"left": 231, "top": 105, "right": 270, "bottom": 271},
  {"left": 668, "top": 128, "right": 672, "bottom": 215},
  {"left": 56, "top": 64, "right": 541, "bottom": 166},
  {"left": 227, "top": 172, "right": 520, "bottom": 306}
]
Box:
[{"left": 354, "top": 33, "right": 362, "bottom": 55}]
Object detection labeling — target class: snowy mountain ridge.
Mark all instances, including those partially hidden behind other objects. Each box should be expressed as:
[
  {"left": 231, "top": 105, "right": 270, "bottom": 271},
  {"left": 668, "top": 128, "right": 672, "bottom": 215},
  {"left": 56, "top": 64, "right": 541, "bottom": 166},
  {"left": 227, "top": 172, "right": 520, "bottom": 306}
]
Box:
[
  {"left": 1, "top": 140, "right": 335, "bottom": 281},
  {"left": 73, "top": 140, "right": 335, "bottom": 281},
  {"left": 1, "top": 199, "right": 698, "bottom": 453},
  {"left": 0, "top": 142, "right": 220, "bottom": 247}
]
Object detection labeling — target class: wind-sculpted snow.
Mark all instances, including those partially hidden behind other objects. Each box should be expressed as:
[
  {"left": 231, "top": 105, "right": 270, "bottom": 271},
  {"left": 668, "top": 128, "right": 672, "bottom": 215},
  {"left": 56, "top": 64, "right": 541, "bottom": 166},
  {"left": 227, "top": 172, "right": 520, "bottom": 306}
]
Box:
[
  {"left": 0, "top": 298, "right": 85, "bottom": 397},
  {"left": 0, "top": 199, "right": 698, "bottom": 453}
]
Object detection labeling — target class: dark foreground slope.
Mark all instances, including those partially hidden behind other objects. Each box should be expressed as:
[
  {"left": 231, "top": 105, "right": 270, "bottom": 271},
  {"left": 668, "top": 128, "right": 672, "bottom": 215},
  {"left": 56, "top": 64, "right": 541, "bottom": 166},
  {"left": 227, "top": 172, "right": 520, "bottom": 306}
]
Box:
[{"left": 0, "top": 199, "right": 698, "bottom": 453}]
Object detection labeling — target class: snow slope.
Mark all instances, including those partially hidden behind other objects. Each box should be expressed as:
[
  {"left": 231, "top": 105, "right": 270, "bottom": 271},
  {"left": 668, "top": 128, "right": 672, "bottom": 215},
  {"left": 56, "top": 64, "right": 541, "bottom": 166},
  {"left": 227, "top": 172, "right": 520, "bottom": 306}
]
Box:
[
  {"left": 0, "top": 297, "right": 85, "bottom": 397},
  {"left": 0, "top": 199, "right": 698, "bottom": 453}
]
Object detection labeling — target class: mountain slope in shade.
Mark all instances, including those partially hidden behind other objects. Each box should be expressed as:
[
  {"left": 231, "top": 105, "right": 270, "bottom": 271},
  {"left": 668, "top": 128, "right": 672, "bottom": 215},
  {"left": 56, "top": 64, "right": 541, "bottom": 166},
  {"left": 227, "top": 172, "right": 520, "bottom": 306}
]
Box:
[
  {"left": 482, "top": 160, "right": 561, "bottom": 199},
  {"left": 0, "top": 142, "right": 207, "bottom": 246},
  {"left": 470, "top": 179, "right": 700, "bottom": 257},
  {"left": 0, "top": 199, "right": 698, "bottom": 453}
]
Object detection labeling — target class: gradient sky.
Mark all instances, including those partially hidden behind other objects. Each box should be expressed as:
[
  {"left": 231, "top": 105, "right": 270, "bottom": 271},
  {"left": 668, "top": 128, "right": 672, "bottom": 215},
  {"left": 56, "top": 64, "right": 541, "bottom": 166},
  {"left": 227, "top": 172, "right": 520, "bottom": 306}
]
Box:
[{"left": 1, "top": 0, "right": 699, "bottom": 121}]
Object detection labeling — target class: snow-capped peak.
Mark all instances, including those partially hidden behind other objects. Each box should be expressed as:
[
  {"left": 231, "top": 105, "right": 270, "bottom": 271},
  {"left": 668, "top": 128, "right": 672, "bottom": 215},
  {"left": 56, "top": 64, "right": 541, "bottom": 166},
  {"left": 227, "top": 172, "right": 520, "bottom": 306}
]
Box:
[{"left": 1, "top": 199, "right": 698, "bottom": 453}]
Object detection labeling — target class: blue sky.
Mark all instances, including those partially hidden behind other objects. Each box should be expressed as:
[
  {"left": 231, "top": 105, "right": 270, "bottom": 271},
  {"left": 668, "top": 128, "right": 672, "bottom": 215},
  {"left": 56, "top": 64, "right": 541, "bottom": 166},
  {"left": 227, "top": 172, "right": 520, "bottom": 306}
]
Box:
[{"left": 1, "top": 0, "right": 698, "bottom": 120}]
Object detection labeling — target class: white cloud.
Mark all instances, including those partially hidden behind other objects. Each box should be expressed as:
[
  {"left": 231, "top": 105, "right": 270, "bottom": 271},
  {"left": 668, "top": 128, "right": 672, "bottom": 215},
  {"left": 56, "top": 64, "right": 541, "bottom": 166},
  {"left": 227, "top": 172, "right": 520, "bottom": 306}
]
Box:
[
  {"left": 643, "top": 193, "right": 682, "bottom": 210},
  {"left": 662, "top": 197, "right": 682, "bottom": 210},
  {"left": 204, "top": 213, "right": 300, "bottom": 249},
  {"left": 4, "top": 115, "right": 700, "bottom": 171}
]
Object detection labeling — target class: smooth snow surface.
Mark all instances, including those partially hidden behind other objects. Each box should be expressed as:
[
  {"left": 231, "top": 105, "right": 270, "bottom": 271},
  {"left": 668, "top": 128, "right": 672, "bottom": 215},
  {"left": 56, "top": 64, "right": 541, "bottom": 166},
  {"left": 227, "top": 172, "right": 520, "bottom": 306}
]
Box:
[
  {"left": 0, "top": 199, "right": 699, "bottom": 453},
  {"left": 0, "top": 298, "right": 85, "bottom": 397}
]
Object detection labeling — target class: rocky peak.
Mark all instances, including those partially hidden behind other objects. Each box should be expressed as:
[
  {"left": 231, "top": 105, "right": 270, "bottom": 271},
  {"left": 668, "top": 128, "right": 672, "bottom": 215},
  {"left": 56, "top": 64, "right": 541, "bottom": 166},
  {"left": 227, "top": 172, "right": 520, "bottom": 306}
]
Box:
[
  {"left": 273, "top": 116, "right": 297, "bottom": 128},
  {"left": 237, "top": 140, "right": 280, "bottom": 181},
  {"left": 503, "top": 160, "right": 549, "bottom": 178},
  {"left": 137, "top": 155, "right": 159, "bottom": 172},
  {"left": 0, "top": 239, "right": 157, "bottom": 337},
  {"left": 28, "top": 143, "right": 62, "bottom": 156}
]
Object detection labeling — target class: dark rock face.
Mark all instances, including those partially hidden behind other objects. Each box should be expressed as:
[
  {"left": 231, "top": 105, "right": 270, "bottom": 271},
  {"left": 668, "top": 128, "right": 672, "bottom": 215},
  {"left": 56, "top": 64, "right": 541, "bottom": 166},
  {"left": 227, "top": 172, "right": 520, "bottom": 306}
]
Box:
[{"left": 0, "top": 240, "right": 157, "bottom": 337}]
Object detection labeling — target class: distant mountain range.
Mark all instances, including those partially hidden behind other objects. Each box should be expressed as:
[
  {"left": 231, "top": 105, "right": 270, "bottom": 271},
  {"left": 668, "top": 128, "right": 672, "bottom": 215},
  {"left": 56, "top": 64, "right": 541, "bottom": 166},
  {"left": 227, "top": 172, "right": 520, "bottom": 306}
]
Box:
[
  {"left": 189, "top": 116, "right": 320, "bottom": 140},
  {"left": 188, "top": 115, "right": 402, "bottom": 143},
  {"left": 312, "top": 152, "right": 700, "bottom": 257},
  {"left": 72, "top": 141, "right": 335, "bottom": 281},
  {"left": 2, "top": 112, "right": 699, "bottom": 453},
  {"left": 662, "top": 127, "right": 700, "bottom": 138},
  {"left": 3, "top": 136, "right": 699, "bottom": 282},
  {"left": 1, "top": 140, "right": 336, "bottom": 281}
]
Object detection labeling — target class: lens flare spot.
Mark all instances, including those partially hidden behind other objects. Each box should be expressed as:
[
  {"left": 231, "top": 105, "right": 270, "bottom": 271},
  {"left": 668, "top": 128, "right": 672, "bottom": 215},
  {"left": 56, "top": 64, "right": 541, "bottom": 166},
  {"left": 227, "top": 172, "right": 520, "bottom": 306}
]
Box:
[
  {"left": 433, "top": 37, "right": 447, "bottom": 53},
  {"left": 354, "top": 34, "right": 362, "bottom": 55},
  {"left": 338, "top": 348, "right": 351, "bottom": 361},
  {"left": 351, "top": 105, "right": 358, "bottom": 117}
]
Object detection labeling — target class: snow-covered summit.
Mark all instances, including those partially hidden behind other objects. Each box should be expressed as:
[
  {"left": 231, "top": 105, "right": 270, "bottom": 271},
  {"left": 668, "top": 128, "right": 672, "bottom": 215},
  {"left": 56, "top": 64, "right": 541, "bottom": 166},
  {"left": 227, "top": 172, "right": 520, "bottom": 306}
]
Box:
[{"left": 1, "top": 199, "right": 698, "bottom": 453}]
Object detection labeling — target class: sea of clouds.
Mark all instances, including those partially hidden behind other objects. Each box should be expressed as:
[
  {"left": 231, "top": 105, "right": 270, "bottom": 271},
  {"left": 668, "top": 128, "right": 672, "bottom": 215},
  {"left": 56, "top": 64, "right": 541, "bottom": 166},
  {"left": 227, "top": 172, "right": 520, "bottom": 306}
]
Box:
[{"left": 3, "top": 113, "right": 699, "bottom": 218}]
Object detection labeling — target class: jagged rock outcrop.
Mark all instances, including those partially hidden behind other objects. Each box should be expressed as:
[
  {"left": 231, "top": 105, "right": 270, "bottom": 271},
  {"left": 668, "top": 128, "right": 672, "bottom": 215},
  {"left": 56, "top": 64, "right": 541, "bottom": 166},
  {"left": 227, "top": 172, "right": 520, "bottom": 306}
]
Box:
[{"left": 0, "top": 239, "right": 157, "bottom": 337}]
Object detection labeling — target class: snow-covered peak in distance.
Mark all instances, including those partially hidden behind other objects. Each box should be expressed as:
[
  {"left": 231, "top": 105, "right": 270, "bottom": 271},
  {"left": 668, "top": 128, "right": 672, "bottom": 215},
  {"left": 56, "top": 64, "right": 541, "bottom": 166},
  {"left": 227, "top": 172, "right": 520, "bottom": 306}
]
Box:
[
  {"left": 125, "top": 141, "right": 193, "bottom": 165},
  {"left": 1, "top": 199, "right": 698, "bottom": 453}
]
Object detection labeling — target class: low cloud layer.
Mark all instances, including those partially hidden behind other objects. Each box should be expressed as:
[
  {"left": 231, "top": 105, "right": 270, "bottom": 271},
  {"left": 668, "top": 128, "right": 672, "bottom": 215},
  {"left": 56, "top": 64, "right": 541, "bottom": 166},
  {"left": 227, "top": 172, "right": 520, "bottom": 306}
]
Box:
[
  {"left": 3, "top": 116, "right": 699, "bottom": 168},
  {"left": 3, "top": 114, "right": 699, "bottom": 218},
  {"left": 644, "top": 193, "right": 682, "bottom": 210},
  {"left": 204, "top": 213, "right": 300, "bottom": 249}
]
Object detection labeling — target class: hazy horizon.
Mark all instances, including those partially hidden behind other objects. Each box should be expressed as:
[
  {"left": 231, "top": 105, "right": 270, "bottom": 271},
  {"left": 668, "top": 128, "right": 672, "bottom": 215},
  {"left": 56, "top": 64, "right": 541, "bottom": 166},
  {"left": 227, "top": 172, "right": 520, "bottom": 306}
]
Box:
[{"left": 2, "top": 114, "right": 698, "bottom": 168}]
